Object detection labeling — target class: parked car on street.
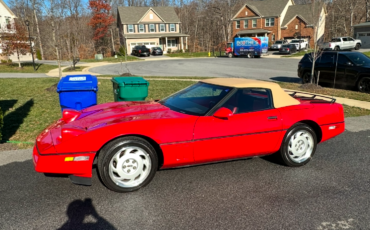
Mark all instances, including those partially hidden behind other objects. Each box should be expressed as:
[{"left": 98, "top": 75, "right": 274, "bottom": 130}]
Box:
[
  {"left": 270, "top": 40, "right": 288, "bottom": 50},
  {"left": 33, "top": 78, "right": 345, "bottom": 193},
  {"left": 290, "top": 39, "right": 308, "bottom": 50},
  {"left": 298, "top": 51, "right": 370, "bottom": 93},
  {"left": 132, "top": 45, "right": 150, "bottom": 57},
  {"left": 279, "top": 44, "right": 297, "bottom": 54},
  {"left": 151, "top": 47, "right": 163, "bottom": 56},
  {"left": 322, "top": 37, "right": 362, "bottom": 51}
]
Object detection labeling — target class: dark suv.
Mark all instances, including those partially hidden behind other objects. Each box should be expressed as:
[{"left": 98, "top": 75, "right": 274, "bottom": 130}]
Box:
[
  {"left": 298, "top": 51, "right": 370, "bottom": 93},
  {"left": 132, "top": 45, "right": 150, "bottom": 57}
]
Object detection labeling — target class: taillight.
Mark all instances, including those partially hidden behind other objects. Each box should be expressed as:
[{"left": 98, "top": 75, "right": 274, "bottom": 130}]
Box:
[
  {"left": 287, "top": 48, "right": 290, "bottom": 51},
  {"left": 62, "top": 109, "right": 81, "bottom": 123},
  {"left": 149, "top": 49, "right": 151, "bottom": 52},
  {"left": 139, "top": 50, "right": 141, "bottom": 53},
  {"left": 59, "top": 128, "right": 86, "bottom": 142},
  {"left": 329, "top": 44, "right": 331, "bottom": 48}
]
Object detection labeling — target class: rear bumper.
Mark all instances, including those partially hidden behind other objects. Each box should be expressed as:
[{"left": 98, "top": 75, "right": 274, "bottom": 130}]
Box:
[
  {"left": 33, "top": 145, "right": 96, "bottom": 178},
  {"left": 320, "top": 122, "right": 345, "bottom": 143}
]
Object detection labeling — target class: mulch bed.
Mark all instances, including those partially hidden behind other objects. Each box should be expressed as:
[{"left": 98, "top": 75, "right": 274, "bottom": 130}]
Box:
[
  {"left": 45, "top": 83, "right": 58, "bottom": 92},
  {"left": 299, "top": 83, "right": 322, "bottom": 90}
]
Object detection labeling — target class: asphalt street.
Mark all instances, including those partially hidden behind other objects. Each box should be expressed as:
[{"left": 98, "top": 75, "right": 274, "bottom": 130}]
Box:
[
  {"left": 90, "top": 57, "right": 301, "bottom": 83},
  {"left": 0, "top": 116, "right": 369, "bottom": 230}
]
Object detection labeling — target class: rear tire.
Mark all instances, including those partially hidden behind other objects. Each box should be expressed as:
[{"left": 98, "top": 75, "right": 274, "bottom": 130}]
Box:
[
  {"left": 334, "top": 46, "right": 340, "bottom": 51},
  {"left": 98, "top": 136, "right": 158, "bottom": 193},
  {"left": 355, "top": 43, "right": 361, "bottom": 50},
  {"left": 357, "top": 77, "right": 370, "bottom": 93},
  {"left": 302, "top": 72, "right": 316, "bottom": 84},
  {"left": 279, "top": 123, "right": 317, "bottom": 167}
]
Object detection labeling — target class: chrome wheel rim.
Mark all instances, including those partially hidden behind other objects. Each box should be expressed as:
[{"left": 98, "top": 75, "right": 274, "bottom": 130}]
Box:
[
  {"left": 288, "top": 130, "right": 314, "bottom": 163},
  {"left": 109, "top": 146, "right": 152, "bottom": 188}
]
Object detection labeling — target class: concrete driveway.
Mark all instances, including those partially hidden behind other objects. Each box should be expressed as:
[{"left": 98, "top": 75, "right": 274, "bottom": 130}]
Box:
[{"left": 90, "top": 57, "right": 301, "bottom": 83}]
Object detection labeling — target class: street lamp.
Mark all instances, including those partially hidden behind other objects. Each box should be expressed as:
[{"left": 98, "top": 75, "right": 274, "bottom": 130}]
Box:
[{"left": 25, "top": 19, "right": 35, "bottom": 71}]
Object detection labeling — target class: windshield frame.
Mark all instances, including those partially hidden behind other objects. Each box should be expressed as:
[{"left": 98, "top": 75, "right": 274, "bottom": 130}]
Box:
[{"left": 159, "top": 82, "right": 234, "bottom": 116}]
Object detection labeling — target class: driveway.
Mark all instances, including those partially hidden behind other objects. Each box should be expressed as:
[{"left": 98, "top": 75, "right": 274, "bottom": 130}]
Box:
[
  {"left": 90, "top": 57, "right": 301, "bottom": 83},
  {"left": 0, "top": 116, "right": 369, "bottom": 229}
]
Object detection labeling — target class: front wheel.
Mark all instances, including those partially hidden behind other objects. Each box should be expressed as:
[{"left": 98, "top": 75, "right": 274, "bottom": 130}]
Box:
[
  {"left": 357, "top": 77, "right": 370, "bottom": 93},
  {"left": 98, "top": 136, "right": 158, "bottom": 193},
  {"left": 279, "top": 124, "right": 317, "bottom": 167},
  {"left": 228, "top": 52, "right": 233, "bottom": 58},
  {"left": 355, "top": 43, "right": 361, "bottom": 50}
]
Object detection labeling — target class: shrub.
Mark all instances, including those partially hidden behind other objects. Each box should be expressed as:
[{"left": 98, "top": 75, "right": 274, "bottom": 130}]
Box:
[
  {"left": 118, "top": 45, "right": 126, "bottom": 56},
  {"left": 0, "top": 107, "right": 3, "bottom": 141},
  {"left": 185, "top": 49, "right": 189, "bottom": 53},
  {"left": 167, "top": 48, "right": 172, "bottom": 53},
  {"left": 7, "top": 59, "right": 12, "bottom": 63},
  {"left": 178, "top": 49, "right": 183, "bottom": 53},
  {"left": 36, "top": 49, "right": 42, "bottom": 60},
  {"left": 1, "top": 59, "right": 7, "bottom": 64}
]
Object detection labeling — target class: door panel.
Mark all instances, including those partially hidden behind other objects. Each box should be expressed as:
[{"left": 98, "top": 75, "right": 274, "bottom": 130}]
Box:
[{"left": 193, "top": 109, "right": 283, "bottom": 164}]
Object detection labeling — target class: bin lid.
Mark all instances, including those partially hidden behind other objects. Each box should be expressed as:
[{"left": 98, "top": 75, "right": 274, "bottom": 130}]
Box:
[
  {"left": 111, "top": 76, "right": 149, "bottom": 86},
  {"left": 57, "top": 74, "right": 98, "bottom": 92}
]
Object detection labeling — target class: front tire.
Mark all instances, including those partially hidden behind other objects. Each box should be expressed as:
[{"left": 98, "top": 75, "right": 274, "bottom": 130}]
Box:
[
  {"left": 279, "top": 124, "right": 317, "bottom": 167},
  {"left": 357, "top": 77, "right": 370, "bottom": 93},
  {"left": 228, "top": 52, "right": 233, "bottom": 58},
  {"left": 302, "top": 72, "right": 316, "bottom": 84},
  {"left": 98, "top": 136, "right": 158, "bottom": 193},
  {"left": 355, "top": 43, "right": 361, "bottom": 50}
]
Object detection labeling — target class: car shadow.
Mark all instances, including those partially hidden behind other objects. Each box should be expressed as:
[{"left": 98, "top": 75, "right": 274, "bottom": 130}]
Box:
[
  {"left": 57, "top": 198, "right": 117, "bottom": 230},
  {"left": 1, "top": 99, "right": 34, "bottom": 141},
  {"left": 270, "top": 76, "right": 302, "bottom": 83}
]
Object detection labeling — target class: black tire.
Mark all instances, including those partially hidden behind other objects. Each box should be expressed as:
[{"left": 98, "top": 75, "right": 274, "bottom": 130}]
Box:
[
  {"left": 357, "top": 77, "right": 370, "bottom": 93},
  {"left": 228, "top": 52, "right": 233, "bottom": 58},
  {"left": 98, "top": 136, "right": 158, "bottom": 193},
  {"left": 279, "top": 123, "right": 317, "bottom": 167},
  {"left": 355, "top": 43, "right": 361, "bottom": 50},
  {"left": 334, "top": 46, "right": 340, "bottom": 51},
  {"left": 302, "top": 72, "right": 316, "bottom": 84}
]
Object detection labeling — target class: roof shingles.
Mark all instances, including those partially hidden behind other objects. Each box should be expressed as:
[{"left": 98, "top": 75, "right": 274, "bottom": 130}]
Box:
[{"left": 117, "top": 7, "right": 180, "bottom": 24}]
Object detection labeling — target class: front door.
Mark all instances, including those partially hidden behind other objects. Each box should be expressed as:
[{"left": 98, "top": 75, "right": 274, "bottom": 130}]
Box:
[{"left": 193, "top": 88, "right": 283, "bottom": 164}]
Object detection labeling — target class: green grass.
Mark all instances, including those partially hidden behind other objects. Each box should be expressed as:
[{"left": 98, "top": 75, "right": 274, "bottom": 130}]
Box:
[
  {"left": 97, "top": 75, "right": 213, "bottom": 80},
  {"left": 80, "top": 56, "right": 141, "bottom": 63},
  {"left": 62, "top": 66, "right": 88, "bottom": 72},
  {"left": 0, "top": 62, "right": 58, "bottom": 73},
  {"left": 276, "top": 82, "right": 370, "bottom": 102},
  {"left": 165, "top": 51, "right": 211, "bottom": 58},
  {"left": 363, "top": 51, "right": 370, "bottom": 57},
  {"left": 0, "top": 78, "right": 369, "bottom": 145}
]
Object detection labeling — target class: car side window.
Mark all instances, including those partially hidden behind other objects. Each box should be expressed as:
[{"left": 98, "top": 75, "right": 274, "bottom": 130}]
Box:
[
  {"left": 337, "top": 54, "right": 351, "bottom": 65},
  {"left": 221, "top": 88, "right": 273, "bottom": 114},
  {"left": 348, "top": 37, "right": 355, "bottom": 41},
  {"left": 342, "top": 37, "right": 348, "bottom": 41},
  {"left": 318, "top": 53, "right": 335, "bottom": 64}
]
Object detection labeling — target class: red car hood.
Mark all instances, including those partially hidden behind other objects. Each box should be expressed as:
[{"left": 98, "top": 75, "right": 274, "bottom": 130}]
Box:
[{"left": 72, "top": 101, "right": 172, "bottom": 130}]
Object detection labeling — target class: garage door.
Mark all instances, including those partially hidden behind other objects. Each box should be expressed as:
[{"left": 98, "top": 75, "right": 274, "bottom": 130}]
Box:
[
  {"left": 358, "top": 33, "right": 370, "bottom": 48},
  {"left": 130, "top": 42, "right": 156, "bottom": 52}
]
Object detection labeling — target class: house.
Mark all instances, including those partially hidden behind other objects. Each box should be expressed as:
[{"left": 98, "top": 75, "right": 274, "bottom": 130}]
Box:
[
  {"left": 231, "top": 0, "right": 327, "bottom": 48},
  {"left": 353, "top": 22, "right": 370, "bottom": 48},
  {"left": 117, "top": 7, "right": 189, "bottom": 54}
]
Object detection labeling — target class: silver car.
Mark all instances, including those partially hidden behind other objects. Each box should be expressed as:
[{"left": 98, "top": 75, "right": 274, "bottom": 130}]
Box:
[{"left": 270, "top": 40, "right": 287, "bottom": 50}]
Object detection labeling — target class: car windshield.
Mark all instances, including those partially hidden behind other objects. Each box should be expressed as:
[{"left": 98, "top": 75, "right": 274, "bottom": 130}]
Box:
[
  {"left": 345, "top": 53, "right": 370, "bottom": 66},
  {"left": 291, "top": 40, "right": 299, "bottom": 43},
  {"left": 160, "top": 82, "right": 232, "bottom": 116},
  {"left": 227, "top": 43, "right": 232, "bottom": 48},
  {"left": 274, "top": 41, "right": 283, "bottom": 44}
]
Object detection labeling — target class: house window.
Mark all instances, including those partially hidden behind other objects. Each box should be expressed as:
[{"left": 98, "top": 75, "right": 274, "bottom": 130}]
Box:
[
  {"left": 160, "top": 24, "right": 165, "bottom": 32},
  {"left": 236, "top": 20, "right": 240, "bottom": 29},
  {"left": 265, "top": 18, "right": 274, "bottom": 27},
  {"left": 168, "top": 39, "right": 177, "bottom": 47},
  {"left": 272, "top": 34, "right": 275, "bottom": 41},
  {"left": 252, "top": 19, "right": 257, "bottom": 28},
  {"left": 244, "top": 20, "right": 248, "bottom": 28},
  {"left": 128, "top": 24, "right": 134, "bottom": 33},
  {"left": 245, "top": 11, "right": 248, "bottom": 16},
  {"left": 139, "top": 24, "right": 144, "bottom": 33},
  {"left": 149, "top": 24, "right": 155, "bottom": 32},
  {"left": 150, "top": 14, "right": 153, "bottom": 19},
  {"left": 170, "top": 24, "right": 175, "bottom": 32},
  {"left": 6, "top": 18, "right": 10, "bottom": 25},
  {"left": 295, "top": 24, "right": 298, "bottom": 30}
]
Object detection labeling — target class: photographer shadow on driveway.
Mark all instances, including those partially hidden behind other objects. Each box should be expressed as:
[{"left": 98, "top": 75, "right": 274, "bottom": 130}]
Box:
[{"left": 58, "top": 198, "right": 116, "bottom": 230}]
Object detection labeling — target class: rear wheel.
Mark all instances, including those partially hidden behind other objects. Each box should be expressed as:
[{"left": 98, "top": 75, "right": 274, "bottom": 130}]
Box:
[
  {"left": 302, "top": 72, "right": 316, "bottom": 84},
  {"left": 357, "top": 77, "right": 370, "bottom": 93},
  {"left": 98, "top": 136, "right": 158, "bottom": 193},
  {"left": 355, "top": 43, "right": 361, "bottom": 50},
  {"left": 334, "top": 46, "right": 340, "bottom": 51},
  {"left": 279, "top": 123, "right": 317, "bottom": 167}
]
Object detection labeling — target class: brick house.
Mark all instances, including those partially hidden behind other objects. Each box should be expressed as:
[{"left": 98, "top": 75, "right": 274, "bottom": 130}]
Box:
[
  {"left": 117, "top": 7, "right": 189, "bottom": 54},
  {"left": 231, "top": 0, "right": 327, "bottom": 48}
]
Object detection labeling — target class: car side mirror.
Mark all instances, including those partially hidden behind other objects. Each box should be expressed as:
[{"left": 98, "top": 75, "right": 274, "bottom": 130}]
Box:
[
  {"left": 345, "top": 61, "right": 353, "bottom": 66},
  {"left": 213, "top": 107, "right": 233, "bottom": 119}
]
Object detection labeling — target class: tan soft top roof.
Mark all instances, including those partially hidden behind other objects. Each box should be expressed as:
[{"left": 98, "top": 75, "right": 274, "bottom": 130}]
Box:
[{"left": 201, "top": 78, "right": 300, "bottom": 108}]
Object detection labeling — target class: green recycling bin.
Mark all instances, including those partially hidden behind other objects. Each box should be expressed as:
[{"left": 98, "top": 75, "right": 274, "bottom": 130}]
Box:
[{"left": 111, "top": 76, "right": 149, "bottom": 101}]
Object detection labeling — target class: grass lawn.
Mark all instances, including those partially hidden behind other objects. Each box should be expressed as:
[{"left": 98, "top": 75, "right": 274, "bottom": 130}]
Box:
[
  {"left": 165, "top": 51, "right": 211, "bottom": 58},
  {"left": 80, "top": 56, "right": 140, "bottom": 63},
  {"left": 281, "top": 50, "right": 311, "bottom": 58},
  {"left": 0, "top": 62, "right": 58, "bottom": 73},
  {"left": 62, "top": 66, "right": 88, "bottom": 72},
  {"left": 276, "top": 82, "right": 370, "bottom": 102},
  {"left": 97, "top": 75, "right": 213, "bottom": 80},
  {"left": 0, "top": 78, "right": 369, "bottom": 146},
  {"left": 363, "top": 51, "right": 370, "bottom": 57}
]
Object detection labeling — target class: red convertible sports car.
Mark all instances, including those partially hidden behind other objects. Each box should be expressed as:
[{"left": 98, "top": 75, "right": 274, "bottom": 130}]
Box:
[{"left": 33, "top": 78, "right": 345, "bottom": 192}]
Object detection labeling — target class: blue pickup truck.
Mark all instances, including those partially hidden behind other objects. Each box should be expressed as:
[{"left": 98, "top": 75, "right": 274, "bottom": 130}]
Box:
[{"left": 225, "top": 37, "right": 269, "bottom": 58}]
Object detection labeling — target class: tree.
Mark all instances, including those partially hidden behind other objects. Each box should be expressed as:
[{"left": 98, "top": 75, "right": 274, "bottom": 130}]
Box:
[
  {"left": 0, "top": 21, "right": 31, "bottom": 68},
  {"left": 88, "top": 0, "right": 114, "bottom": 54}
]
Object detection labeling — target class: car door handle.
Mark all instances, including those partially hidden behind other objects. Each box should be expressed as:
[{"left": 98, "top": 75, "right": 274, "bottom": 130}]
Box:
[{"left": 268, "top": 116, "right": 278, "bottom": 120}]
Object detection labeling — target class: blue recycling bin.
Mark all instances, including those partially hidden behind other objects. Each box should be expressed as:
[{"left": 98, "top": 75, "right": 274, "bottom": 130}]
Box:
[{"left": 57, "top": 74, "right": 98, "bottom": 111}]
